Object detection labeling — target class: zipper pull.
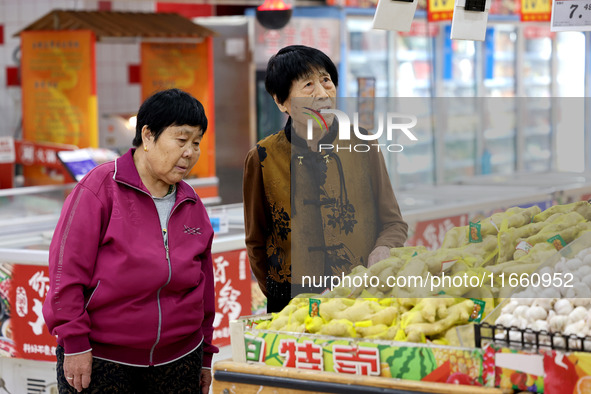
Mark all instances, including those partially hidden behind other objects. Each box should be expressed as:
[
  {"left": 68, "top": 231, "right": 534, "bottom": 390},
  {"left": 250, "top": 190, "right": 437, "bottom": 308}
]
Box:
[{"left": 163, "top": 228, "right": 169, "bottom": 259}]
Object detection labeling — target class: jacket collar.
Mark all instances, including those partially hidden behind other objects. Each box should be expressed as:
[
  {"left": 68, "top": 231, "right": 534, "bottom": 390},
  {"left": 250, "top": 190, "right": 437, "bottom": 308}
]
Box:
[
  {"left": 284, "top": 117, "right": 338, "bottom": 150},
  {"left": 114, "top": 148, "right": 197, "bottom": 202}
]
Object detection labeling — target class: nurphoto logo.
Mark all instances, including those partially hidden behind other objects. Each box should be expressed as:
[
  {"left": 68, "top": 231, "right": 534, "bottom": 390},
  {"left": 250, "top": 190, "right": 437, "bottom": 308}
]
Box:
[{"left": 305, "top": 108, "right": 419, "bottom": 153}]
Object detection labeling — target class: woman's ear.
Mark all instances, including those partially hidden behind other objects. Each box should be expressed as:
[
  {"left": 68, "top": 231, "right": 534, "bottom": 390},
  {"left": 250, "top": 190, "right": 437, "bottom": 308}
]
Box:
[
  {"left": 273, "top": 95, "right": 288, "bottom": 113},
  {"left": 141, "top": 125, "right": 152, "bottom": 146}
]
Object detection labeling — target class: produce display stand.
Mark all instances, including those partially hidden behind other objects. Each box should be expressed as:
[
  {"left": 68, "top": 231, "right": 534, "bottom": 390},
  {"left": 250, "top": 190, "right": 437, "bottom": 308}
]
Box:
[
  {"left": 397, "top": 184, "right": 553, "bottom": 249},
  {"left": 220, "top": 315, "right": 500, "bottom": 394},
  {"left": 212, "top": 359, "right": 506, "bottom": 394}
]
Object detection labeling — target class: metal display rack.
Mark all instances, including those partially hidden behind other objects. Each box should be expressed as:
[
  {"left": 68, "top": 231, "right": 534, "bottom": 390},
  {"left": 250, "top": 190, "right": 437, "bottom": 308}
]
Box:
[{"left": 475, "top": 321, "right": 591, "bottom": 354}]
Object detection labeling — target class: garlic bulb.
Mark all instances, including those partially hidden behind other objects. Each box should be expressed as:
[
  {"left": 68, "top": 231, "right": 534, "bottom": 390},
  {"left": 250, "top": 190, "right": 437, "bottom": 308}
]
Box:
[
  {"left": 565, "top": 320, "right": 587, "bottom": 336},
  {"left": 526, "top": 305, "right": 548, "bottom": 322},
  {"left": 567, "top": 306, "right": 588, "bottom": 325},
  {"left": 501, "top": 300, "right": 519, "bottom": 314},
  {"left": 513, "top": 305, "right": 530, "bottom": 318},
  {"left": 539, "top": 266, "right": 553, "bottom": 276},
  {"left": 572, "top": 298, "right": 591, "bottom": 307},
  {"left": 576, "top": 265, "right": 591, "bottom": 278},
  {"left": 540, "top": 288, "right": 561, "bottom": 299},
  {"left": 554, "top": 299, "right": 574, "bottom": 316},
  {"left": 566, "top": 258, "right": 584, "bottom": 271},
  {"left": 549, "top": 314, "right": 568, "bottom": 332},
  {"left": 531, "top": 319, "right": 549, "bottom": 332},
  {"left": 554, "top": 259, "right": 567, "bottom": 273},
  {"left": 533, "top": 298, "right": 553, "bottom": 311},
  {"left": 495, "top": 314, "right": 516, "bottom": 327}
]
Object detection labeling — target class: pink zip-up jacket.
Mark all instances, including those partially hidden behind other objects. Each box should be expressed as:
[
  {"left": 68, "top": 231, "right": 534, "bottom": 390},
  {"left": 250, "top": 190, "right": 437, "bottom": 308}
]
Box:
[{"left": 43, "top": 149, "right": 219, "bottom": 368}]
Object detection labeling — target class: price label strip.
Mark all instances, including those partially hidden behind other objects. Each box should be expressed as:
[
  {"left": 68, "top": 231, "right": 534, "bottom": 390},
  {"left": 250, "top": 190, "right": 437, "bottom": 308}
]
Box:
[{"left": 552, "top": 0, "right": 591, "bottom": 31}]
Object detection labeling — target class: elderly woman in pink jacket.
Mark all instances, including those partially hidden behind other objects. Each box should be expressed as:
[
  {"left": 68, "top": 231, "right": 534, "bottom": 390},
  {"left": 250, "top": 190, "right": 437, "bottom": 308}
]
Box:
[{"left": 43, "top": 88, "right": 218, "bottom": 393}]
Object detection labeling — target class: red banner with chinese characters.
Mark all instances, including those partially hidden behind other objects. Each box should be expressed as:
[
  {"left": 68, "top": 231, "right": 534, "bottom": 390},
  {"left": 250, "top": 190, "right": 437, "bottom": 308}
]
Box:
[
  {"left": 406, "top": 214, "right": 469, "bottom": 250},
  {"left": 212, "top": 249, "right": 252, "bottom": 347},
  {"left": 15, "top": 140, "right": 76, "bottom": 170},
  {"left": 9, "top": 264, "right": 57, "bottom": 361},
  {"left": 519, "top": 0, "right": 552, "bottom": 21}
]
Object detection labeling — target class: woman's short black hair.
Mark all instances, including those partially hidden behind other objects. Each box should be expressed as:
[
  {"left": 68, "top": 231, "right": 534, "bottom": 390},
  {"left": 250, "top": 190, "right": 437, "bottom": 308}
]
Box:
[
  {"left": 132, "top": 88, "right": 208, "bottom": 147},
  {"left": 265, "top": 45, "right": 339, "bottom": 105}
]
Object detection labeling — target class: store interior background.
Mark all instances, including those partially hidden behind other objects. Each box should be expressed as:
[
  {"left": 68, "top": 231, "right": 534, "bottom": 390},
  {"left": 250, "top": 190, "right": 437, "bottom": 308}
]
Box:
[
  {"left": 1, "top": 0, "right": 591, "bottom": 386},
  {"left": 1, "top": 0, "right": 590, "bottom": 205}
]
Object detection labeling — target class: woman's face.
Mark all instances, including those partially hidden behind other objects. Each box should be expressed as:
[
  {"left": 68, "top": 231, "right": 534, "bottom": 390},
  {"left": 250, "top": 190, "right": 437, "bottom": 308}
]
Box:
[
  {"left": 277, "top": 68, "right": 337, "bottom": 133},
  {"left": 142, "top": 124, "right": 203, "bottom": 185}
]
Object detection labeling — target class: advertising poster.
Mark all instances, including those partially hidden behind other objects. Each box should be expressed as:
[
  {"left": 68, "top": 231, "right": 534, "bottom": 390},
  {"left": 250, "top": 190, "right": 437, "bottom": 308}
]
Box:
[
  {"left": 212, "top": 249, "right": 252, "bottom": 347},
  {"left": 141, "top": 41, "right": 215, "bottom": 180},
  {"left": 20, "top": 30, "right": 98, "bottom": 185},
  {"left": 9, "top": 264, "right": 56, "bottom": 362},
  {"left": 21, "top": 30, "right": 98, "bottom": 148}
]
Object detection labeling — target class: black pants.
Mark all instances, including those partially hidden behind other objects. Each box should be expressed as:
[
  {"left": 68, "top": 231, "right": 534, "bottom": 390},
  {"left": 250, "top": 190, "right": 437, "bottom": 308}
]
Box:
[{"left": 56, "top": 345, "right": 203, "bottom": 394}]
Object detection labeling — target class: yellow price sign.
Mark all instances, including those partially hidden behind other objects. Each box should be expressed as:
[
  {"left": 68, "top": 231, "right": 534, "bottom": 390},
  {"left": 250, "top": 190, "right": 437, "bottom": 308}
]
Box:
[
  {"left": 428, "top": 0, "right": 454, "bottom": 21},
  {"left": 521, "top": 0, "right": 551, "bottom": 21}
]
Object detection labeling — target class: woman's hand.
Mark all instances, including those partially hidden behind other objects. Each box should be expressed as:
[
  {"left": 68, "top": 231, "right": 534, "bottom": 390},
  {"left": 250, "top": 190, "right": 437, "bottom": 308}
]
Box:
[
  {"left": 64, "top": 351, "right": 92, "bottom": 392},
  {"left": 200, "top": 368, "right": 212, "bottom": 394},
  {"left": 368, "top": 246, "right": 391, "bottom": 267}
]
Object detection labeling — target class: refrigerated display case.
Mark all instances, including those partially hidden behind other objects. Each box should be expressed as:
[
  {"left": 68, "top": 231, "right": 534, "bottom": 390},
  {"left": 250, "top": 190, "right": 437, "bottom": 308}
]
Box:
[
  {"left": 442, "top": 25, "right": 477, "bottom": 97},
  {"left": 483, "top": 25, "right": 517, "bottom": 97},
  {"left": 437, "top": 98, "right": 480, "bottom": 182},
  {"left": 340, "top": 12, "right": 589, "bottom": 186},
  {"left": 396, "top": 22, "right": 436, "bottom": 97},
  {"left": 346, "top": 15, "right": 390, "bottom": 97},
  {"left": 520, "top": 27, "right": 552, "bottom": 97},
  {"left": 379, "top": 97, "right": 435, "bottom": 188}
]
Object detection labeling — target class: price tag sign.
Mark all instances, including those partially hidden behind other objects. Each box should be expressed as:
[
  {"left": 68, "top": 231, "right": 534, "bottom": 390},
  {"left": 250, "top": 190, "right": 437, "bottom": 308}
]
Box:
[
  {"left": 552, "top": 0, "right": 591, "bottom": 31},
  {"left": 521, "top": 0, "right": 551, "bottom": 21},
  {"left": 427, "top": 0, "right": 454, "bottom": 21}
]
